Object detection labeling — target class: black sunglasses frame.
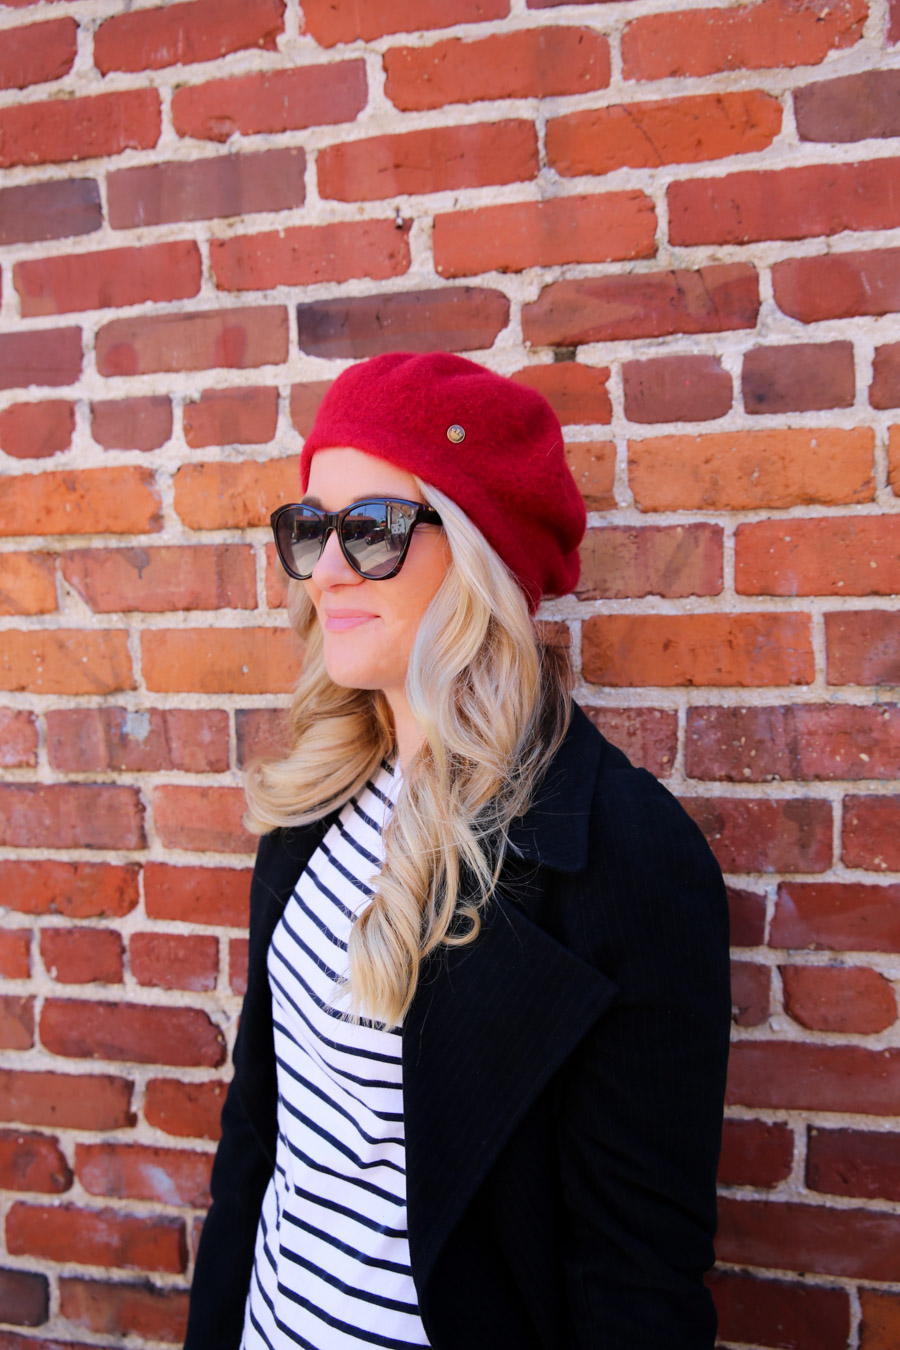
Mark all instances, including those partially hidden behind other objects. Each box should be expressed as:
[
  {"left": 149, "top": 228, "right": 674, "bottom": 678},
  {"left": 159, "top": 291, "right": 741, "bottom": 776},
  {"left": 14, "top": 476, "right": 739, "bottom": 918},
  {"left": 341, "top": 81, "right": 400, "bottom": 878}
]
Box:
[{"left": 270, "top": 498, "right": 443, "bottom": 581}]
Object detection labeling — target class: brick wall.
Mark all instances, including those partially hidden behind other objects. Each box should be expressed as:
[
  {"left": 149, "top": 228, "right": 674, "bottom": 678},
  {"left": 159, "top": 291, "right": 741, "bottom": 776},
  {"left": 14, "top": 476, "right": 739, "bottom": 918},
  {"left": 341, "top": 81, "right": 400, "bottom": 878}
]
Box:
[{"left": 0, "top": 0, "right": 898, "bottom": 1346}]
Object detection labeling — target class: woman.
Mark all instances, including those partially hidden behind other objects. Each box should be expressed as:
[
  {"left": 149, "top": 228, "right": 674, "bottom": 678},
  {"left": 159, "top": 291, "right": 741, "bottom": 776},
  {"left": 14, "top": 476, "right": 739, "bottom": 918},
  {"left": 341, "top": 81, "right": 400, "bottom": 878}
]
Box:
[{"left": 184, "top": 351, "right": 731, "bottom": 1350}]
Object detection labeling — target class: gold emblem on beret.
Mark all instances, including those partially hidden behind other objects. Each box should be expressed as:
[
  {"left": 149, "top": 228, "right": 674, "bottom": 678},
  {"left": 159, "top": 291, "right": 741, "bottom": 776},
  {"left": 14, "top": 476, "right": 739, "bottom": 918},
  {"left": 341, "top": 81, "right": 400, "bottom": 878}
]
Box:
[{"left": 446, "top": 424, "right": 465, "bottom": 443}]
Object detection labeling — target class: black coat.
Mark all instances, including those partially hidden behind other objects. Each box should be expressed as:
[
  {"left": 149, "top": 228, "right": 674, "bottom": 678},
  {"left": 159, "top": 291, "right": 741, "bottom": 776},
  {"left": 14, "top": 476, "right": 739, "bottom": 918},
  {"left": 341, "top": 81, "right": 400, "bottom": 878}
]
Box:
[{"left": 184, "top": 704, "right": 731, "bottom": 1349}]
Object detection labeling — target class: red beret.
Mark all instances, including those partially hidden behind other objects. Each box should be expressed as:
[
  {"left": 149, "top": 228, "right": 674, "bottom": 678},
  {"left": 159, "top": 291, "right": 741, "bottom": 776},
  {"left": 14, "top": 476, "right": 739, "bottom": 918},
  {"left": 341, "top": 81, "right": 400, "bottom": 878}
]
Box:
[{"left": 300, "top": 352, "right": 586, "bottom": 612}]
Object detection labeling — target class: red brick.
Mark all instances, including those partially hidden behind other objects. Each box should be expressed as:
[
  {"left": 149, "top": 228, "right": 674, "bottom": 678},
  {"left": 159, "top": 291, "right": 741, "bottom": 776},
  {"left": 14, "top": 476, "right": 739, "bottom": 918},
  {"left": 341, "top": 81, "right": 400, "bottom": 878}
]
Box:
[
  {"left": 0, "top": 861, "right": 139, "bottom": 921},
  {"left": 96, "top": 304, "right": 288, "bottom": 377},
  {"left": 891, "top": 424, "right": 900, "bottom": 491},
  {"left": 737, "top": 516, "right": 900, "bottom": 597},
  {"left": 95, "top": 0, "right": 284, "bottom": 73},
  {"left": 16, "top": 241, "right": 200, "bottom": 317},
  {"left": 687, "top": 704, "right": 900, "bottom": 783},
  {"left": 172, "top": 61, "right": 366, "bottom": 141},
  {"left": 60, "top": 544, "right": 256, "bottom": 613},
  {"left": 41, "top": 1000, "right": 225, "bottom": 1068},
  {"left": 7, "top": 1202, "right": 185, "bottom": 1274},
  {"left": 572, "top": 444, "right": 616, "bottom": 517},
  {"left": 434, "top": 192, "right": 655, "bottom": 277},
  {"left": 783, "top": 964, "right": 896, "bottom": 1033},
  {"left": 144, "top": 863, "right": 251, "bottom": 927},
  {"left": 774, "top": 247, "right": 900, "bottom": 322},
  {"left": 510, "top": 364, "right": 611, "bottom": 427},
  {"left": 0, "top": 997, "right": 34, "bottom": 1050},
  {"left": 826, "top": 610, "right": 900, "bottom": 685},
  {"left": 622, "top": 0, "right": 866, "bottom": 80},
  {"left": 684, "top": 797, "right": 831, "bottom": 873},
  {"left": 0, "top": 179, "right": 101, "bottom": 247},
  {"left": 318, "top": 121, "right": 537, "bottom": 201},
  {"left": 301, "top": 0, "right": 508, "bottom": 45},
  {"left": 384, "top": 27, "right": 609, "bottom": 109},
  {"left": 774, "top": 881, "right": 900, "bottom": 953},
  {"left": 265, "top": 540, "right": 288, "bottom": 608},
  {"left": 0, "top": 400, "right": 74, "bottom": 459},
  {"left": 670, "top": 157, "right": 900, "bottom": 246},
  {"left": 229, "top": 938, "right": 249, "bottom": 995},
  {"left": 523, "top": 264, "right": 758, "bottom": 346},
  {"left": 144, "top": 1078, "right": 226, "bottom": 1140},
  {"left": 743, "top": 341, "right": 854, "bottom": 414},
  {"left": 728, "top": 886, "right": 767, "bottom": 947},
  {"left": 0, "top": 465, "right": 161, "bottom": 537},
  {"left": 580, "top": 707, "right": 676, "bottom": 779},
  {"left": 708, "top": 1268, "right": 850, "bottom": 1350},
  {"left": 796, "top": 69, "right": 900, "bottom": 143},
  {"left": 60, "top": 1277, "right": 188, "bottom": 1343},
  {"left": 0, "top": 328, "right": 81, "bottom": 391},
  {"left": 236, "top": 707, "right": 287, "bottom": 768},
  {"left": 174, "top": 456, "right": 298, "bottom": 529},
  {"left": 547, "top": 91, "right": 780, "bottom": 176},
  {"left": 892, "top": 0, "right": 900, "bottom": 42},
  {"left": 130, "top": 933, "right": 218, "bottom": 992},
  {"left": 76, "top": 1142, "right": 212, "bottom": 1207},
  {"left": 212, "top": 218, "right": 411, "bottom": 292},
  {"left": 0, "top": 1069, "right": 134, "bottom": 1131},
  {"left": 0, "top": 929, "right": 30, "bottom": 979},
  {"left": 107, "top": 147, "right": 306, "bottom": 228},
  {"left": 0, "top": 784, "right": 144, "bottom": 850},
  {"left": 582, "top": 612, "right": 813, "bottom": 688},
  {"left": 623, "top": 355, "right": 731, "bottom": 424},
  {"left": 871, "top": 342, "right": 900, "bottom": 409},
  {"left": 0, "top": 555, "right": 56, "bottom": 616},
  {"left": 577, "top": 524, "right": 722, "bottom": 600},
  {"left": 0, "top": 1268, "right": 48, "bottom": 1329},
  {"left": 0, "top": 1131, "right": 71, "bottom": 1194},
  {"left": 289, "top": 381, "right": 331, "bottom": 437},
  {"left": 48, "top": 707, "right": 228, "bottom": 774},
  {"left": 0, "top": 17, "right": 76, "bottom": 90},
  {"left": 843, "top": 796, "right": 900, "bottom": 872},
  {"left": 727, "top": 1040, "right": 900, "bottom": 1114},
  {"left": 0, "top": 88, "right": 160, "bottom": 170},
  {"left": 0, "top": 630, "right": 134, "bottom": 696},
  {"left": 717, "top": 1119, "right": 793, "bottom": 1188},
  {"left": 629, "top": 427, "right": 874, "bottom": 512},
  {"left": 152, "top": 786, "right": 255, "bottom": 854},
  {"left": 183, "top": 386, "right": 275, "bottom": 448},
  {"left": 40, "top": 929, "right": 123, "bottom": 986},
  {"left": 91, "top": 396, "right": 172, "bottom": 452},
  {"left": 300, "top": 287, "right": 510, "bottom": 360},
  {"left": 731, "top": 961, "right": 770, "bottom": 1027},
  {"left": 142, "top": 628, "right": 300, "bottom": 695},
  {"left": 0, "top": 1334, "right": 95, "bottom": 1350},
  {"left": 861, "top": 1288, "right": 900, "bottom": 1350},
  {"left": 717, "top": 1196, "right": 900, "bottom": 1281}
]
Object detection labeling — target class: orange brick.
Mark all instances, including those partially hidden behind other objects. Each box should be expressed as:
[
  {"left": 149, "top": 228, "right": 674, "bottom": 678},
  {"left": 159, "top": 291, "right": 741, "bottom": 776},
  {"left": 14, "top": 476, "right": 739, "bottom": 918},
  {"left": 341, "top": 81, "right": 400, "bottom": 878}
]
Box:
[
  {"left": 317, "top": 121, "right": 538, "bottom": 201},
  {"left": 563, "top": 442, "right": 615, "bottom": 512},
  {"left": 582, "top": 613, "right": 814, "bottom": 687},
  {"left": 60, "top": 545, "right": 256, "bottom": 612},
  {"left": 736, "top": 516, "right": 900, "bottom": 596},
  {"left": 861, "top": 1288, "right": 900, "bottom": 1350},
  {"left": 782, "top": 965, "right": 897, "bottom": 1034},
  {"left": 891, "top": 426, "right": 900, "bottom": 496},
  {"left": 547, "top": 91, "right": 781, "bottom": 176},
  {"left": 384, "top": 27, "right": 609, "bottom": 109},
  {"left": 41, "top": 929, "right": 124, "bottom": 986},
  {"left": 143, "top": 864, "right": 251, "bottom": 927},
  {"left": 0, "top": 88, "right": 160, "bottom": 170},
  {"left": 622, "top": 0, "right": 866, "bottom": 80},
  {"left": 510, "top": 364, "right": 611, "bottom": 427},
  {"left": 0, "top": 399, "right": 75, "bottom": 458},
  {"left": 144, "top": 1077, "right": 227, "bottom": 1139},
  {"left": 0, "top": 860, "right": 140, "bottom": 920},
  {"left": 577, "top": 524, "right": 722, "bottom": 599},
  {"left": 211, "top": 219, "right": 411, "bottom": 290},
  {"left": 289, "top": 381, "right": 332, "bottom": 437},
  {"left": 0, "top": 709, "right": 38, "bottom": 768},
  {"left": 629, "top": 428, "right": 874, "bottom": 511},
  {"left": 141, "top": 627, "right": 301, "bottom": 693},
  {"left": 433, "top": 192, "right": 655, "bottom": 277},
  {"left": 94, "top": 0, "right": 284, "bottom": 73},
  {"left": 0, "top": 466, "right": 161, "bottom": 537},
  {"left": 172, "top": 62, "right": 366, "bottom": 141},
  {"left": 184, "top": 386, "right": 276, "bottom": 450},
  {"left": 0, "top": 630, "right": 134, "bottom": 695},
  {"left": 15, "top": 241, "right": 200, "bottom": 317},
  {"left": 302, "top": 0, "right": 508, "bottom": 46},
  {"left": 0, "top": 16, "right": 76, "bottom": 91},
  {"left": 59, "top": 1276, "right": 189, "bottom": 1345},
  {"left": 0, "top": 553, "right": 56, "bottom": 615},
  {"left": 173, "top": 457, "right": 300, "bottom": 529},
  {"left": 130, "top": 933, "right": 219, "bottom": 992},
  {"left": 152, "top": 786, "right": 255, "bottom": 854},
  {"left": 7, "top": 1201, "right": 186, "bottom": 1273},
  {"left": 826, "top": 611, "right": 900, "bottom": 686},
  {"left": 96, "top": 305, "right": 288, "bottom": 377}
]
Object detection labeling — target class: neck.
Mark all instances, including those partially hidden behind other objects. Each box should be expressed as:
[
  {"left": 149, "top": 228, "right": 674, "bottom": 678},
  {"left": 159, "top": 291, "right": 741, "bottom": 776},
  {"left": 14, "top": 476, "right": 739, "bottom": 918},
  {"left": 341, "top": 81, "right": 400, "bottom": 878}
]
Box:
[{"left": 384, "top": 689, "right": 424, "bottom": 773}]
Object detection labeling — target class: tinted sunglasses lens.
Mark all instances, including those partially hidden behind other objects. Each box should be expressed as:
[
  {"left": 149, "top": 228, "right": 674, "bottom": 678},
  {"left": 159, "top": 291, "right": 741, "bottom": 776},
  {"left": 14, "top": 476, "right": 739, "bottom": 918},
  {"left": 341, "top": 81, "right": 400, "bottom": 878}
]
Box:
[
  {"left": 277, "top": 506, "right": 324, "bottom": 578},
  {"left": 343, "top": 501, "right": 414, "bottom": 578}
]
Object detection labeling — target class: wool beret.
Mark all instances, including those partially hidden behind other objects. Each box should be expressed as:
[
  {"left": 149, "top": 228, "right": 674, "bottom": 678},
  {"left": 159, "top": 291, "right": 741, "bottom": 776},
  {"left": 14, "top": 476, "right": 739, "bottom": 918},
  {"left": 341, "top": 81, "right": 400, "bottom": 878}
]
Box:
[{"left": 300, "top": 351, "right": 586, "bottom": 611}]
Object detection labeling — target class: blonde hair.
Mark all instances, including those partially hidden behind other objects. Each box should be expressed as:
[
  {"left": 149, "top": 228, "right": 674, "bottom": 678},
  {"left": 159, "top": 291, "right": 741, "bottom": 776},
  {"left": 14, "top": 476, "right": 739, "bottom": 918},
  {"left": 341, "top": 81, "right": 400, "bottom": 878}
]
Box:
[{"left": 244, "top": 483, "right": 572, "bottom": 1027}]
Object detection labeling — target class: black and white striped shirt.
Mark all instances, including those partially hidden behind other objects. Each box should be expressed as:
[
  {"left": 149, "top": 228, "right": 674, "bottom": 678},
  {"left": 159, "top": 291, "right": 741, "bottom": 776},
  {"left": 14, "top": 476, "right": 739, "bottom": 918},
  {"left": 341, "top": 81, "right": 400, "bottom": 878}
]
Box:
[{"left": 241, "top": 762, "right": 430, "bottom": 1350}]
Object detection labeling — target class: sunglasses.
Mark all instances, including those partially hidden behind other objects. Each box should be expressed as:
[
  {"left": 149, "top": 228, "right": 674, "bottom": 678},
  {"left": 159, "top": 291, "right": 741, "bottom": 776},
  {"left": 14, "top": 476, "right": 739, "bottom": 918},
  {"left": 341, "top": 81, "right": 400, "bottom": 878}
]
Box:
[{"left": 271, "top": 498, "right": 443, "bottom": 581}]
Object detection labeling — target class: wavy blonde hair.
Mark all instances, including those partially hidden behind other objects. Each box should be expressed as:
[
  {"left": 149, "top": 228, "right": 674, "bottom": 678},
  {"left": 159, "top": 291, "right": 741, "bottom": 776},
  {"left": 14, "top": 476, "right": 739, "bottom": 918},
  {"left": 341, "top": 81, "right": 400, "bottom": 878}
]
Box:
[{"left": 244, "top": 482, "right": 572, "bottom": 1027}]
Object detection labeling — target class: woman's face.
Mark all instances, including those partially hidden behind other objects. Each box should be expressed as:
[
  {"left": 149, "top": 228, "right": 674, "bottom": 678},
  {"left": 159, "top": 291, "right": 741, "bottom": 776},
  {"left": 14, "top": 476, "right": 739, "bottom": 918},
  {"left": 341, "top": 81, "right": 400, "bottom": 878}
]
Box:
[{"left": 302, "top": 447, "right": 450, "bottom": 699}]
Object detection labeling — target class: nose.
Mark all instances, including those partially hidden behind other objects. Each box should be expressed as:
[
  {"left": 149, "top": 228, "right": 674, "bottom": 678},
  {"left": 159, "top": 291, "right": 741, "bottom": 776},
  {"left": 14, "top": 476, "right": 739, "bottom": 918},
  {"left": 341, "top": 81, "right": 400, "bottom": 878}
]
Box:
[{"left": 309, "top": 526, "right": 360, "bottom": 588}]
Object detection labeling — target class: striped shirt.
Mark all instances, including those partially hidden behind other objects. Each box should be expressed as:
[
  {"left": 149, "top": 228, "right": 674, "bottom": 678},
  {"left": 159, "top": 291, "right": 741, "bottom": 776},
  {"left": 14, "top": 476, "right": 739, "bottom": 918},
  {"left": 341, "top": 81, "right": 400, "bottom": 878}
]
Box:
[{"left": 241, "top": 761, "right": 430, "bottom": 1350}]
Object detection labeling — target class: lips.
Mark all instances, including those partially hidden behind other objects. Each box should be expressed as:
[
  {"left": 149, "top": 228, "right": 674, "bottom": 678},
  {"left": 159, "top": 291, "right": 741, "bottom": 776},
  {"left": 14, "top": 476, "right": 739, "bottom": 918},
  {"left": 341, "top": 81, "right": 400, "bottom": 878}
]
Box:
[{"left": 322, "top": 609, "right": 376, "bottom": 632}]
